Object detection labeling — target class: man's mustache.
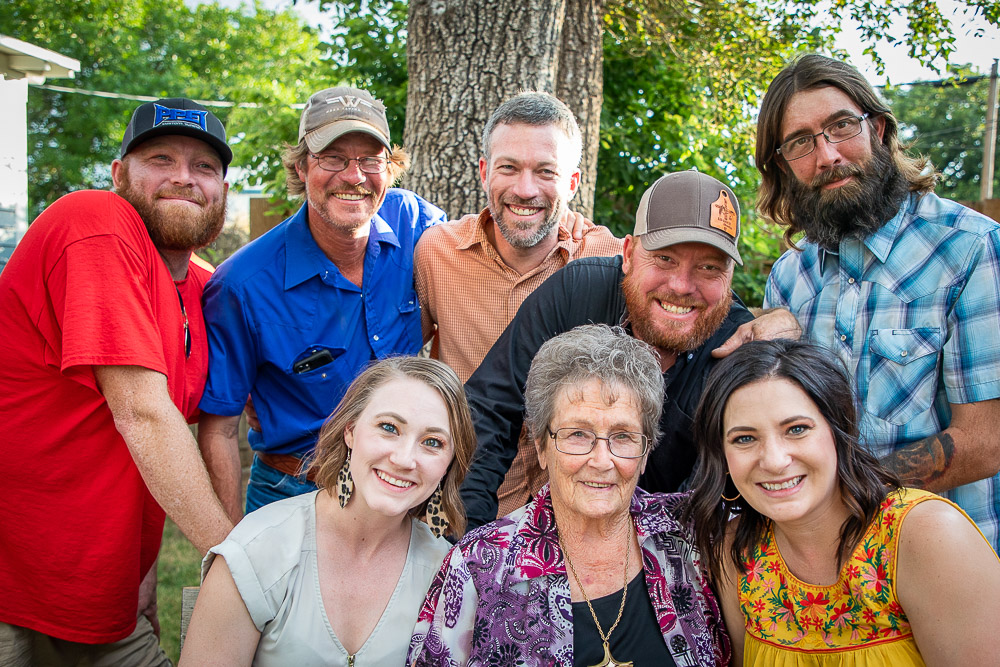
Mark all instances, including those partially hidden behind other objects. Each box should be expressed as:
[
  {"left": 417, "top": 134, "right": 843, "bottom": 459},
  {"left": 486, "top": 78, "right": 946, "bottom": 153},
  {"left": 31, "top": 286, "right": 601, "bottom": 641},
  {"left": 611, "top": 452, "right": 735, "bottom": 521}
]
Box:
[
  {"left": 327, "top": 185, "right": 375, "bottom": 197},
  {"left": 501, "top": 195, "right": 548, "bottom": 208},
  {"left": 155, "top": 187, "right": 207, "bottom": 205},
  {"left": 649, "top": 291, "right": 707, "bottom": 310},
  {"left": 810, "top": 163, "right": 864, "bottom": 189}
]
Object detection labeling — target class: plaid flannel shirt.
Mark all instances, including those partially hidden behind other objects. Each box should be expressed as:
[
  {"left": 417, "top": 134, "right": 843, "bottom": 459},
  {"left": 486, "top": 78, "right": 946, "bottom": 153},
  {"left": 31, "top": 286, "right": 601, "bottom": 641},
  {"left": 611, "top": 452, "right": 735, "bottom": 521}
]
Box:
[{"left": 765, "top": 192, "right": 1000, "bottom": 553}]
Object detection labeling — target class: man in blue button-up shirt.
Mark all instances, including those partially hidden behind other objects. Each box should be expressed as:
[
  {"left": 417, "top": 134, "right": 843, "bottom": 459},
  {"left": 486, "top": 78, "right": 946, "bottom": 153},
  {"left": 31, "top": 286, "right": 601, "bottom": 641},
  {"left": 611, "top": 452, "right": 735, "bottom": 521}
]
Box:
[
  {"left": 197, "top": 87, "right": 446, "bottom": 516},
  {"left": 757, "top": 55, "right": 1000, "bottom": 553}
]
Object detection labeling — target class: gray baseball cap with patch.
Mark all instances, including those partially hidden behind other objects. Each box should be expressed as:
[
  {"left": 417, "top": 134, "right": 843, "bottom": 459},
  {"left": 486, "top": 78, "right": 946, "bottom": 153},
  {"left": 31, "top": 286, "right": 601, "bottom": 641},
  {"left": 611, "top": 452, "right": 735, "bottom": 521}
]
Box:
[
  {"left": 633, "top": 170, "right": 742, "bottom": 266},
  {"left": 298, "top": 86, "right": 392, "bottom": 153}
]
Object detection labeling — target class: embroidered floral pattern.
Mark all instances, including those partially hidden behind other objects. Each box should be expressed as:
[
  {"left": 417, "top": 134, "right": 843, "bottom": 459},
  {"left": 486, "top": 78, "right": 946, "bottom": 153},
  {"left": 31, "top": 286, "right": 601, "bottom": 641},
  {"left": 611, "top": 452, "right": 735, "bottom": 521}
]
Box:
[
  {"left": 408, "top": 486, "right": 729, "bottom": 666},
  {"left": 738, "top": 489, "right": 938, "bottom": 652}
]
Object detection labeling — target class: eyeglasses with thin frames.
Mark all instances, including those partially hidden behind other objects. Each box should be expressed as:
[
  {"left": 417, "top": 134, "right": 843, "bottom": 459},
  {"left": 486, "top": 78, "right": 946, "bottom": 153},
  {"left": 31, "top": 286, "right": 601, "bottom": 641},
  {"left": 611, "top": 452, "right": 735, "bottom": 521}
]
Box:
[
  {"left": 547, "top": 427, "right": 650, "bottom": 459},
  {"left": 776, "top": 113, "right": 870, "bottom": 161},
  {"left": 308, "top": 153, "right": 389, "bottom": 174}
]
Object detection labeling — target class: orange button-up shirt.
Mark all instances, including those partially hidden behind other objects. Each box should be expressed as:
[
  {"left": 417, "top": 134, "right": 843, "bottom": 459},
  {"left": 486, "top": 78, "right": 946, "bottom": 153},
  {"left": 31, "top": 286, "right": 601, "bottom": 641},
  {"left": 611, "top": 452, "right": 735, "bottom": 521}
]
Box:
[{"left": 415, "top": 208, "right": 622, "bottom": 515}]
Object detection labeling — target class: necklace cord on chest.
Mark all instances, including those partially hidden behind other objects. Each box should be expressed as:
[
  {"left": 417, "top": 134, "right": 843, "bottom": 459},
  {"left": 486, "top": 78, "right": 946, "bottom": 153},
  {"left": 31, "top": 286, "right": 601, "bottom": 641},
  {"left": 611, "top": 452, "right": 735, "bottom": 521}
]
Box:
[{"left": 559, "top": 520, "right": 634, "bottom": 666}]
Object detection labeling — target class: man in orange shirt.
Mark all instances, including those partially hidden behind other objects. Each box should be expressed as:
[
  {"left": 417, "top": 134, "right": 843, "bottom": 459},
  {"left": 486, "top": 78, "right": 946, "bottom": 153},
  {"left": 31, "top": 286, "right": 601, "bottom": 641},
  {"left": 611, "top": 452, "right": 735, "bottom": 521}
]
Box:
[{"left": 415, "top": 92, "right": 622, "bottom": 514}]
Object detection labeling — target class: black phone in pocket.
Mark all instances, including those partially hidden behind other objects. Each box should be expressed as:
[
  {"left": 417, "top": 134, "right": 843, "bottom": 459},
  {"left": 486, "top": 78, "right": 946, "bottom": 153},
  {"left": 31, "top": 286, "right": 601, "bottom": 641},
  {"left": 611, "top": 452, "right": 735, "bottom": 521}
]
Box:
[{"left": 293, "top": 349, "right": 335, "bottom": 374}]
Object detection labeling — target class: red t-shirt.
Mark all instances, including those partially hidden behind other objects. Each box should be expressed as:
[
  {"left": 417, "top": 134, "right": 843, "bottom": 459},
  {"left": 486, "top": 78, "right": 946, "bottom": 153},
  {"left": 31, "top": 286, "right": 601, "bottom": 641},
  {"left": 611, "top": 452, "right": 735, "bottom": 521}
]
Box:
[{"left": 0, "top": 190, "right": 210, "bottom": 643}]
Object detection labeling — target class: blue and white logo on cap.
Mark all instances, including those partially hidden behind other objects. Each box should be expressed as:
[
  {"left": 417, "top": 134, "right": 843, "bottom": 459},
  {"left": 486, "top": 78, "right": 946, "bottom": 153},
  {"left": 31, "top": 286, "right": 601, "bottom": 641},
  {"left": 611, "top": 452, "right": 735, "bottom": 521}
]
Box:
[{"left": 153, "top": 103, "right": 208, "bottom": 131}]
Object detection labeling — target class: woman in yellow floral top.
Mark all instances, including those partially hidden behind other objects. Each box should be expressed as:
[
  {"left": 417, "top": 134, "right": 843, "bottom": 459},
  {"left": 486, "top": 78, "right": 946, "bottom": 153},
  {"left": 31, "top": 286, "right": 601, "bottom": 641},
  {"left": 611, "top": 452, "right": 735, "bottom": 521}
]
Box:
[{"left": 686, "top": 339, "right": 1000, "bottom": 666}]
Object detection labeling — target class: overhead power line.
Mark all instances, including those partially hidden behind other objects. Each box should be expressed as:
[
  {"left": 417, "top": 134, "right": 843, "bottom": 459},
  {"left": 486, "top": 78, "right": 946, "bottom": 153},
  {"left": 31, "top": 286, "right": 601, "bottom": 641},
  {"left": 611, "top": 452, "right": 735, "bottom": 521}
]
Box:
[
  {"left": 34, "top": 76, "right": 984, "bottom": 108},
  {"left": 30, "top": 83, "right": 306, "bottom": 109},
  {"left": 876, "top": 75, "right": 987, "bottom": 89}
]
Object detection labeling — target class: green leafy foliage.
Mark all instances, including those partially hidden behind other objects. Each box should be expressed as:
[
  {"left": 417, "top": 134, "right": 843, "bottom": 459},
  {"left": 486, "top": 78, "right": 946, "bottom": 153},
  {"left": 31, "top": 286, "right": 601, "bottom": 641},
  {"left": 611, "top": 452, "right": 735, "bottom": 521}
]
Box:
[
  {"left": 197, "top": 225, "right": 251, "bottom": 267},
  {"left": 321, "top": 0, "right": 410, "bottom": 141},
  {"left": 732, "top": 217, "right": 786, "bottom": 307},
  {"left": 806, "top": 0, "right": 964, "bottom": 74},
  {"left": 594, "top": 0, "right": 830, "bottom": 302},
  {"left": 596, "top": 0, "right": 831, "bottom": 238},
  {"left": 3, "top": 0, "right": 329, "bottom": 220},
  {"left": 883, "top": 66, "right": 1000, "bottom": 202}
]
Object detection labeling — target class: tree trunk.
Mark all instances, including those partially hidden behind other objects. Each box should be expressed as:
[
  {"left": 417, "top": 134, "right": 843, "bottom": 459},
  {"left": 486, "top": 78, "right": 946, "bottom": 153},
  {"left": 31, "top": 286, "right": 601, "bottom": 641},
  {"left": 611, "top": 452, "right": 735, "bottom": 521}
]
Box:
[
  {"left": 403, "top": 0, "right": 604, "bottom": 219},
  {"left": 555, "top": 0, "right": 605, "bottom": 217}
]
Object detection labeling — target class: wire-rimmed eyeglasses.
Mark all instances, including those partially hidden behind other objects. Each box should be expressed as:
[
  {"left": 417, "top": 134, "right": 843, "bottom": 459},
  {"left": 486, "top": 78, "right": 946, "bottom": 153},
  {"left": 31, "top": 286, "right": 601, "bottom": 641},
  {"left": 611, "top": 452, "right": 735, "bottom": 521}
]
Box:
[
  {"left": 776, "top": 113, "right": 870, "bottom": 161},
  {"left": 547, "top": 427, "right": 650, "bottom": 459},
  {"left": 308, "top": 153, "right": 389, "bottom": 174}
]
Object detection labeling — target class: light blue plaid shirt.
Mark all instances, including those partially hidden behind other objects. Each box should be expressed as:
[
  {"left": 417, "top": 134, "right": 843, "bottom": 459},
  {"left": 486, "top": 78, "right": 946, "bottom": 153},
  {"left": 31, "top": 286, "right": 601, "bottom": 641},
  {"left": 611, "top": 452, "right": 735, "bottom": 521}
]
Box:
[{"left": 765, "top": 192, "right": 1000, "bottom": 552}]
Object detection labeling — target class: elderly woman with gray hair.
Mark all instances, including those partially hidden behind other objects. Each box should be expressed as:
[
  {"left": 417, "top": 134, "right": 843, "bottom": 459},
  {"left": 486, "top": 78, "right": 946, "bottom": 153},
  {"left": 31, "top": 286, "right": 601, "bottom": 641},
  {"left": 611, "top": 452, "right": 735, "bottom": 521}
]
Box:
[{"left": 408, "top": 324, "right": 729, "bottom": 666}]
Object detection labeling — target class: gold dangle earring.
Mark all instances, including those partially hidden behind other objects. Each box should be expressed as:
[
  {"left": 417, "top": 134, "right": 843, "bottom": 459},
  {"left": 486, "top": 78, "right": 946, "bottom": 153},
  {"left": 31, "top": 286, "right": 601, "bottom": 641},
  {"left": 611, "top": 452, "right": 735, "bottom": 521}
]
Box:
[
  {"left": 337, "top": 449, "right": 354, "bottom": 508},
  {"left": 721, "top": 471, "right": 742, "bottom": 502}
]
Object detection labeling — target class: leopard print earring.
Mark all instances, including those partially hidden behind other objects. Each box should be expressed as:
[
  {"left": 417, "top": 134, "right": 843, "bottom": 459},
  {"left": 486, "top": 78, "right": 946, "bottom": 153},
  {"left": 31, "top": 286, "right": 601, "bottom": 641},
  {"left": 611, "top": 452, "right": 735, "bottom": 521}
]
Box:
[
  {"left": 337, "top": 449, "right": 354, "bottom": 508},
  {"left": 424, "top": 485, "right": 448, "bottom": 538}
]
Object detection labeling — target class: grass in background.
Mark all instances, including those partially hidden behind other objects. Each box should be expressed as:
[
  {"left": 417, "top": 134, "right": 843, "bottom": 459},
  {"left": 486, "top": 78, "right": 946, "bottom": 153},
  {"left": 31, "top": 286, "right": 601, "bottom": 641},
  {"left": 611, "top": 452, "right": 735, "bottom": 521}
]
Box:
[
  {"left": 157, "top": 423, "right": 249, "bottom": 663},
  {"left": 157, "top": 518, "right": 201, "bottom": 663}
]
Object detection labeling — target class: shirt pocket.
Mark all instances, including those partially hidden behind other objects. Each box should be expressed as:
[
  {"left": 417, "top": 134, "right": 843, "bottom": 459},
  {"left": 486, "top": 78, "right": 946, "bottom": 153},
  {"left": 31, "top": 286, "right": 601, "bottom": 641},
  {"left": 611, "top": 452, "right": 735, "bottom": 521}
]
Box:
[
  {"left": 286, "top": 344, "right": 347, "bottom": 385},
  {"left": 399, "top": 291, "right": 418, "bottom": 314},
  {"left": 392, "top": 291, "right": 422, "bottom": 350},
  {"left": 865, "top": 327, "right": 943, "bottom": 425}
]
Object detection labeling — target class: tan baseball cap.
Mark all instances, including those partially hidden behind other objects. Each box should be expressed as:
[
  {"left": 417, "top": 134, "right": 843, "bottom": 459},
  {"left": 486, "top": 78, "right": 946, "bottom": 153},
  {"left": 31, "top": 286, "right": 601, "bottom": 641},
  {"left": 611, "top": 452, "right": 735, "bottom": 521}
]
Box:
[
  {"left": 634, "top": 170, "right": 742, "bottom": 266},
  {"left": 298, "top": 86, "right": 392, "bottom": 153}
]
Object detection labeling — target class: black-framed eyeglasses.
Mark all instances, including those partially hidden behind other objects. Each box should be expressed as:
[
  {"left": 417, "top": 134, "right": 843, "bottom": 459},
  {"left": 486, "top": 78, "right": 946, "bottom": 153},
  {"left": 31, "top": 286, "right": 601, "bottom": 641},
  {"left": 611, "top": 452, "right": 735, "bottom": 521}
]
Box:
[
  {"left": 308, "top": 153, "right": 388, "bottom": 174},
  {"left": 776, "top": 113, "right": 870, "bottom": 161},
  {"left": 547, "top": 427, "right": 650, "bottom": 459}
]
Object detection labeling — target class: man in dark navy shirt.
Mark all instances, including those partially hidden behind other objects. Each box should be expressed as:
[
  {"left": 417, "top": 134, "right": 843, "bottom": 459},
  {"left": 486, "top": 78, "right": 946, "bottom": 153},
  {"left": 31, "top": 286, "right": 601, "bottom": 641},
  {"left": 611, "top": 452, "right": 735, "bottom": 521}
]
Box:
[
  {"left": 197, "top": 87, "right": 446, "bottom": 516},
  {"left": 461, "top": 171, "right": 799, "bottom": 529}
]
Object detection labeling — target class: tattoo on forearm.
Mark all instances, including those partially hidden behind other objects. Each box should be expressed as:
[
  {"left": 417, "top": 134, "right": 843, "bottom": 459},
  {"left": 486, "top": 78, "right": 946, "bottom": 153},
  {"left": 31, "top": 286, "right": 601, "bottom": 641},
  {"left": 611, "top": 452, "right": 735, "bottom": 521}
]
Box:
[{"left": 880, "top": 433, "right": 956, "bottom": 487}]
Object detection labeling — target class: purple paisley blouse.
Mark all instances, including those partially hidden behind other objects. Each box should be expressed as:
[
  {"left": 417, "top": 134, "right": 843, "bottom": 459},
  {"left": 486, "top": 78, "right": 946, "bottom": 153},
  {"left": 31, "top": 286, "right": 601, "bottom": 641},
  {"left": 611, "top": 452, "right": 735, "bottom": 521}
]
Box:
[{"left": 407, "top": 486, "right": 730, "bottom": 666}]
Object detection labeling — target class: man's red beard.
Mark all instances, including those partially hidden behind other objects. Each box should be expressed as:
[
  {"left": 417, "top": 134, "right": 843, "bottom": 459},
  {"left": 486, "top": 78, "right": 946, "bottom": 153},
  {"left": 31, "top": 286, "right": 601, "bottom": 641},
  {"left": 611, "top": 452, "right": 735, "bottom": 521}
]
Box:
[
  {"left": 116, "top": 164, "right": 226, "bottom": 251},
  {"left": 621, "top": 271, "right": 733, "bottom": 354}
]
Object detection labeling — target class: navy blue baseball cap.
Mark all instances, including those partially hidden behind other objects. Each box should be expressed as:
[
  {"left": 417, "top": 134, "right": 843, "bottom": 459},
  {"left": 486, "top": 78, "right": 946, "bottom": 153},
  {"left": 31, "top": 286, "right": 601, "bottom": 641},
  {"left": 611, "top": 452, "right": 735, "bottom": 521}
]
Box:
[{"left": 120, "top": 98, "right": 233, "bottom": 173}]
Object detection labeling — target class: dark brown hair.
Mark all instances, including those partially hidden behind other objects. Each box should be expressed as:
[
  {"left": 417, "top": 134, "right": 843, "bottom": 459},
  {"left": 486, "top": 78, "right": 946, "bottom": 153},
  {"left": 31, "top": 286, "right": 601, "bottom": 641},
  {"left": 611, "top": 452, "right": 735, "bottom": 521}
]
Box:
[
  {"left": 755, "top": 54, "right": 937, "bottom": 245},
  {"left": 685, "top": 339, "right": 900, "bottom": 584}
]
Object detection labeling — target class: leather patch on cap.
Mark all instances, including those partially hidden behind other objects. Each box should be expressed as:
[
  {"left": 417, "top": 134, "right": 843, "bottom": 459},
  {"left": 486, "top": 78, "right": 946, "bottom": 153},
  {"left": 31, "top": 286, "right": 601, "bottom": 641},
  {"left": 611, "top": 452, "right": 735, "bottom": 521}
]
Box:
[{"left": 710, "top": 190, "right": 738, "bottom": 237}]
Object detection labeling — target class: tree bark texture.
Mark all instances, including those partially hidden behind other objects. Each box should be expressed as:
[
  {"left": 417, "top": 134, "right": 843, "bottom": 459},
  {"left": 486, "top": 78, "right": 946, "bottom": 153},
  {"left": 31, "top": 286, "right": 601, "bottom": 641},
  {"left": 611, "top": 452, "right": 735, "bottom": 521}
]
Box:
[
  {"left": 554, "top": 0, "right": 604, "bottom": 216},
  {"left": 403, "top": 0, "right": 605, "bottom": 219}
]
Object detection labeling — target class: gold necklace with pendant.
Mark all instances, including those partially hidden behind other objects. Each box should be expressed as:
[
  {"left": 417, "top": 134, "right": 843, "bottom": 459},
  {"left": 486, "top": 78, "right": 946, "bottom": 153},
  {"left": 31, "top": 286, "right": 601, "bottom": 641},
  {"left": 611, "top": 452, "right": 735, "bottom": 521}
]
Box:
[{"left": 560, "top": 522, "right": 634, "bottom": 667}]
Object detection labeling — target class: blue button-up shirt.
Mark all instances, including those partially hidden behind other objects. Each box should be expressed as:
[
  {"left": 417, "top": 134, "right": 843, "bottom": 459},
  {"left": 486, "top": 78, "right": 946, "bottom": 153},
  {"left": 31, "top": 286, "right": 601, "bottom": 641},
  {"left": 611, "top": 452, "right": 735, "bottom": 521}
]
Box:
[
  {"left": 200, "top": 188, "right": 446, "bottom": 456},
  {"left": 765, "top": 192, "right": 1000, "bottom": 551}
]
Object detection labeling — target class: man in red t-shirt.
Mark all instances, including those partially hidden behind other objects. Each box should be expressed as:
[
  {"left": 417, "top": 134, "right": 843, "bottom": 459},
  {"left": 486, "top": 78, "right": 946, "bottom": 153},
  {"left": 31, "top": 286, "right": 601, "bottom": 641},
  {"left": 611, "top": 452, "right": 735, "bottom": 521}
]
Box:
[{"left": 0, "top": 98, "right": 236, "bottom": 665}]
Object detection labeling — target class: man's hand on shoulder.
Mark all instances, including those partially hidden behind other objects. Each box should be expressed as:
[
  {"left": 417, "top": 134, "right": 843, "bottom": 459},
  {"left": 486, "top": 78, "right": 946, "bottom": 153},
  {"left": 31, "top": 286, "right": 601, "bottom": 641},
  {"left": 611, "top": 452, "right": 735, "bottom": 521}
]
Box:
[
  {"left": 712, "top": 307, "right": 801, "bottom": 358},
  {"left": 561, "top": 209, "right": 594, "bottom": 240}
]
